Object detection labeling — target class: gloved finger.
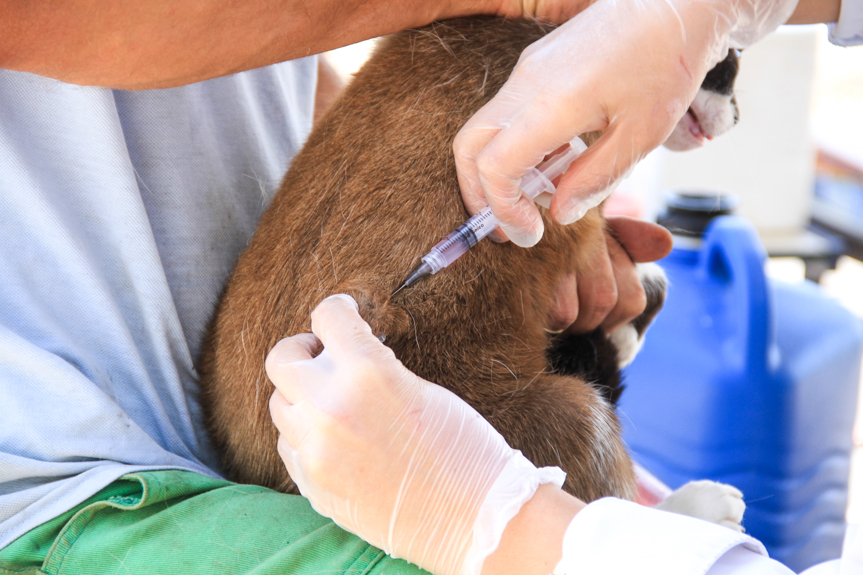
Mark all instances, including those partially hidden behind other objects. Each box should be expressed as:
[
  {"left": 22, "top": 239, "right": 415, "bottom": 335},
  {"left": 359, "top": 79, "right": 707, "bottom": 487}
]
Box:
[
  {"left": 276, "top": 434, "right": 310, "bottom": 495},
  {"left": 469, "top": 118, "right": 548, "bottom": 247},
  {"left": 569, "top": 236, "right": 617, "bottom": 334},
  {"left": 551, "top": 120, "right": 676, "bottom": 225},
  {"left": 269, "top": 388, "right": 293, "bottom": 431},
  {"left": 480, "top": 175, "right": 544, "bottom": 248},
  {"left": 270, "top": 390, "right": 316, "bottom": 454},
  {"left": 605, "top": 216, "right": 673, "bottom": 263},
  {"left": 310, "top": 294, "right": 395, "bottom": 364},
  {"left": 600, "top": 232, "right": 646, "bottom": 333},
  {"left": 458, "top": 97, "right": 602, "bottom": 247},
  {"left": 454, "top": 132, "right": 539, "bottom": 245},
  {"left": 453, "top": 87, "right": 526, "bottom": 229},
  {"left": 276, "top": 434, "right": 297, "bottom": 472},
  {"left": 265, "top": 333, "right": 322, "bottom": 403}
]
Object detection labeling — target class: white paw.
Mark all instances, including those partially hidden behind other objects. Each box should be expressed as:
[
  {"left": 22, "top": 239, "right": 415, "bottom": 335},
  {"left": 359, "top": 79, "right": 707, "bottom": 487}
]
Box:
[
  {"left": 655, "top": 480, "right": 746, "bottom": 532},
  {"left": 609, "top": 323, "right": 641, "bottom": 368},
  {"left": 635, "top": 262, "right": 667, "bottom": 306},
  {"left": 608, "top": 263, "right": 667, "bottom": 369}
]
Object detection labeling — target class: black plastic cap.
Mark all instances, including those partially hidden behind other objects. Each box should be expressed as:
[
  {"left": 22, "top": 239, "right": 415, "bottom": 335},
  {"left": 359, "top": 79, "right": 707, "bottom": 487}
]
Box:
[{"left": 657, "top": 191, "right": 739, "bottom": 238}]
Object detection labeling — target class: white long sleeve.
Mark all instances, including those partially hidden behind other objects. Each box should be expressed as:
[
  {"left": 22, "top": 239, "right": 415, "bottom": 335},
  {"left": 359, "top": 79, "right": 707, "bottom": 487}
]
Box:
[
  {"left": 553, "top": 498, "right": 794, "bottom": 575},
  {"left": 829, "top": 0, "right": 863, "bottom": 45},
  {"left": 798, "top": 523, "right": 862, "bottom": 575}
]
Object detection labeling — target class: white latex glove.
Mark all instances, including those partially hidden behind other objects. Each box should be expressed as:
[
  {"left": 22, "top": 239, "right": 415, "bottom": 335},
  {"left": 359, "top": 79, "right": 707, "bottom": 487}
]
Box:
[
  {"left": 267, "top": 294, "right": 564, "bottom": 575},
  {"left": 454, "top": 0, "right": 799, "bottom": 247}
]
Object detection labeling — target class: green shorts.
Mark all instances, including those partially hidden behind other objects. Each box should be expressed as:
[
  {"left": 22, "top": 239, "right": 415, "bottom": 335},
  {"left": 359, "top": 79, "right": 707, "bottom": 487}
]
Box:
[{"left": 0, "top": 469, "right": 427, "bottom": 575}]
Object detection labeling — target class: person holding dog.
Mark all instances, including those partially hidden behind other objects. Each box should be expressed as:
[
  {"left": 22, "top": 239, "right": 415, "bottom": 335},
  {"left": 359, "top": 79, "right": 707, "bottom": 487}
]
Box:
[{"left": 0, "top": 0, "right": 857, "bottom": 573}]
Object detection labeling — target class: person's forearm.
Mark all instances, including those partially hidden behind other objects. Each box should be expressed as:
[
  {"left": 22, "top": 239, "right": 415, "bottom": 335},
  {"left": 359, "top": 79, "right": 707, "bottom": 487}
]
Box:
[
  {"left": 786, "top": 0, "right": 841, "bottom": 24},
  {"left": 481, "top": 484, "right": 585, "bottom": 575},
  {"left": 0, "top": 0, "right": 493, "bottom": 89}
]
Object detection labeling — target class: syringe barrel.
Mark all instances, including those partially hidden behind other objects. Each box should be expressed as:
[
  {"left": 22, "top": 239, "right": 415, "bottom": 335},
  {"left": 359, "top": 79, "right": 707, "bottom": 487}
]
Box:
[
  {"left": 422, "top": 208, "right": 499, "bottom": 273},
  {"left": 538, "top": 137, "right": 587, "bottom": 181}
]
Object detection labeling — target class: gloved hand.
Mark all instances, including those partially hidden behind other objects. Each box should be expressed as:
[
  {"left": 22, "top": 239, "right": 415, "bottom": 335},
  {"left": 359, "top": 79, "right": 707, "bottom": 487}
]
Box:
[
  {"left": 454, "top": 0, "right": 798, "bottom": 247},
  {"left": 267, "top": 295, "right": 564, "bottom": 575}
]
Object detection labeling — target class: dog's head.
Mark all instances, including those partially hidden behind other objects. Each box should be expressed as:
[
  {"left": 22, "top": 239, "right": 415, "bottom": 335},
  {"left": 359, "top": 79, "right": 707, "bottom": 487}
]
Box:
[{"left": 663, "top": 49, "right": 740, "bottom": 151}]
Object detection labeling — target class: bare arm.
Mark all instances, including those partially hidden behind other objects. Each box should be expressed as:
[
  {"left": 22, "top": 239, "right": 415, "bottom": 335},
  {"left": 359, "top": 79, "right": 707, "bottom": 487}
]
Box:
[
  {"left": 0, "top": 0, "right": 494, "bottom": 89},
  {"left": 481, "top": 484, "right": 584, "bottom": 575},
  {"left": 786, "top": 0, "right": 841, "bottom": 24}
]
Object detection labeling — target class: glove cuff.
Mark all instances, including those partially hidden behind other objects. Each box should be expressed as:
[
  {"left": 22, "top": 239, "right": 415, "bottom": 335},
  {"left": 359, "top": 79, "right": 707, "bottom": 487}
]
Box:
[
  {"left": 463, "top": 451, "right": 566, "bottom": 575},
  {"left": 727, "top": 0, "right": 801, "bottom": 49}
]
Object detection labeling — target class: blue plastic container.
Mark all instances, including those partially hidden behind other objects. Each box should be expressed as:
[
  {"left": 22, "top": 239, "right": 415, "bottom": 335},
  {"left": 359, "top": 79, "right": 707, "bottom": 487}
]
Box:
[{"left": 620, "top": 215, "right": 863, "bottom": 572}]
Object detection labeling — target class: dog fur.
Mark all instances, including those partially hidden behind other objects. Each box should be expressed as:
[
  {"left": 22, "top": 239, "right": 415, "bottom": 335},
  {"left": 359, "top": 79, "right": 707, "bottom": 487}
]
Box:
[
  {"left": 199, "top": 16, "right": 642, "bottom": 503},
  {"left": 199, "top": 17, "right": 740, "bottom": 506}
]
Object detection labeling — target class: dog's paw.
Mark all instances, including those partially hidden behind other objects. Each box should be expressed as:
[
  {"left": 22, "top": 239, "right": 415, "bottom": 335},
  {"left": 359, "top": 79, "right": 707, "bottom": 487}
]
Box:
[
  {"left": 655, "top": 480, "right": 746, "bottom": 532},
  {"left": 547, "top": 264, "right": 667, "bottom": 405},
  {"left": 609, "top": 262, "right": 667, "bottom": 368},
  {"left": 608, "top": 323, "right": 640, "bottom": 370}
]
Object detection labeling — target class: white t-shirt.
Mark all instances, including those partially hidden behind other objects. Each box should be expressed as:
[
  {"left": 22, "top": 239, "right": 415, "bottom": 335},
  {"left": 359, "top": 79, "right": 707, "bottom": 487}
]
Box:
[{"left": 0, "top": 59, "right": 317, "bottom": 549}]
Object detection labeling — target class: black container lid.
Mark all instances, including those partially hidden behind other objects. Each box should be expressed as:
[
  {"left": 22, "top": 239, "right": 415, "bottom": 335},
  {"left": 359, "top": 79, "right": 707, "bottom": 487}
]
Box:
[{"left": 657, "top": 191, "right": 739, "bottom": 238}]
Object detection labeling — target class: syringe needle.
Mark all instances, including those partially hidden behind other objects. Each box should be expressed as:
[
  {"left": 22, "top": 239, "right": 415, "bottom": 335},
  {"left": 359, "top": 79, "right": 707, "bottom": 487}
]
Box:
[{"left": 392, "top": 261, "right": 433, "bottom": 296}]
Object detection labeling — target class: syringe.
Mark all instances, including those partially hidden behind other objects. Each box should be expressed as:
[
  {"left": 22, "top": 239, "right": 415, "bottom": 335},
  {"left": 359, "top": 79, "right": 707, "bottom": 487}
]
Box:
[{"left": 393, "top": 137, "right": 588, "bottom": 295}]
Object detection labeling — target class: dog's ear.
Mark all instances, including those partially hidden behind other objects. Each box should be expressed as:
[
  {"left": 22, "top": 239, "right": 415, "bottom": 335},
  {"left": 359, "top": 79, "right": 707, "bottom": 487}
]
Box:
[{"left": 335, "top": 281, "right": 411, "bottom": 340}]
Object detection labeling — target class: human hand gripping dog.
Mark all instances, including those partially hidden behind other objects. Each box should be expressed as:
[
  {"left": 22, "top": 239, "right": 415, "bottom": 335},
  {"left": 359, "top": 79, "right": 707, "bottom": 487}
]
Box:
[
  {"left": 268, "top": 295, "right": 799, "bottom": 575},
  {"left": 266, "top": 294, "right": 575, "bottom": 575}
]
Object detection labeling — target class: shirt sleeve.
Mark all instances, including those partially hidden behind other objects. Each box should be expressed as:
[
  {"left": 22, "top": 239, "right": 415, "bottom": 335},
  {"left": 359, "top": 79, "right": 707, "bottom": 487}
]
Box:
[
  {"left": 829, "top": 0, "right": 863, "bottom": 46},
  {"left": 553, "top": 498, "right": 795, "bottom": 575},
  {"left": 705, "top": 545, "right": 797, "bottom": 574}
]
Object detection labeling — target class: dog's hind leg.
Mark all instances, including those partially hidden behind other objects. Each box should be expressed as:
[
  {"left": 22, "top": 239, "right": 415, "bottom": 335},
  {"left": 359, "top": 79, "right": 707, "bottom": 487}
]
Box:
[{"left": 481, "top": 373, "right": 637, "bottom": 503}]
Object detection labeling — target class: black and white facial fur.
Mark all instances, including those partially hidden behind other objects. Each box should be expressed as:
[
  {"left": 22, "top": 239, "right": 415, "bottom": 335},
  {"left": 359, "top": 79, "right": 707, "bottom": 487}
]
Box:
[{"left": 664, "top": 49, "right": 741, "bottom": 151}]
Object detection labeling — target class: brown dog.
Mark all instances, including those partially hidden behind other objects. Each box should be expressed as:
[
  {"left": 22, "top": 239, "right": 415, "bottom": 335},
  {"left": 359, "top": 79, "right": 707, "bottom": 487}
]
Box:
[{"left": 200, "top": 16, "right": 655, "bottom": 503}]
